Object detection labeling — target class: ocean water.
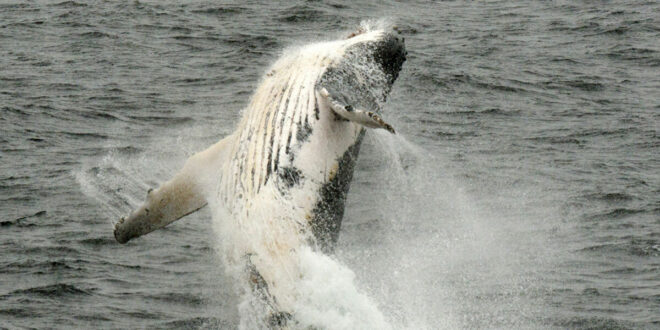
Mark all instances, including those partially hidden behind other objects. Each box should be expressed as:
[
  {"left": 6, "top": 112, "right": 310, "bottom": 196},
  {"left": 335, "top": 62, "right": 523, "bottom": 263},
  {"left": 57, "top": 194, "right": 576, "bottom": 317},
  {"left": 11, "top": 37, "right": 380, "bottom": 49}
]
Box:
[{"left": 1, "top": 1, "right": 659, "bottom": 329}]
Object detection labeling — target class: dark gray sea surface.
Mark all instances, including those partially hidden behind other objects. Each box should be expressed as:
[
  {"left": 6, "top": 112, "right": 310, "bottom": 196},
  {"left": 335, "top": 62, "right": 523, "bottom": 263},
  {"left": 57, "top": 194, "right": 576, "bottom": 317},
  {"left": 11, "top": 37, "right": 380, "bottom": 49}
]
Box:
[{"left": 1, "top": 0, "right": 659, "bottom": 329}]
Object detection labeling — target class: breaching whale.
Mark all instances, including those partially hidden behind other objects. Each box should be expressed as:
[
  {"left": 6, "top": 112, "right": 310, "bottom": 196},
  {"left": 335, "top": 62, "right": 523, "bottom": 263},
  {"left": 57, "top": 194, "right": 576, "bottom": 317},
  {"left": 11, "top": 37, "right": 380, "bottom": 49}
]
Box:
[{"left": 114, "top": 23, "right": 406, "bottom": 328}]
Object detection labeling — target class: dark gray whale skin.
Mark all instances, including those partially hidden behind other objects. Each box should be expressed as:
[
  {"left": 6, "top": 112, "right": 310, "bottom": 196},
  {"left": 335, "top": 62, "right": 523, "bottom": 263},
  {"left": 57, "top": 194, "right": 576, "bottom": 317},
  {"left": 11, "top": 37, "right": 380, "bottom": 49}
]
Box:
[{"left": 301, "top": 33, "right": 406, "bottom": 253}]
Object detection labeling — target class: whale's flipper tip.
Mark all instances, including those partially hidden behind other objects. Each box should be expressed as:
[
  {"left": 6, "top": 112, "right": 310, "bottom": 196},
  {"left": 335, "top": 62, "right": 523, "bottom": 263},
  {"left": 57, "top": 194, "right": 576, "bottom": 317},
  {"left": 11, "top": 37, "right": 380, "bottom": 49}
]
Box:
[{"left": 114, "top": 216, "right": 136, "bottom": 244}]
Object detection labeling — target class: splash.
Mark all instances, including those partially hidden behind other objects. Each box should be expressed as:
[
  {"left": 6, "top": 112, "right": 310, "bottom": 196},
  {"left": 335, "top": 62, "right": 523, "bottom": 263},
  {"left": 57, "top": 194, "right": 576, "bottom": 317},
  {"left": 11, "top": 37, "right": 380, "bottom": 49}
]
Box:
[
  {"left": 335, "top": 130, "right": 555, "bottom": 329},
  {"left": 75, "top": 151, "right": 153, "bottom": 228},
  {"left": 293, "top": 246, "right": 390, "bottom": 330}
]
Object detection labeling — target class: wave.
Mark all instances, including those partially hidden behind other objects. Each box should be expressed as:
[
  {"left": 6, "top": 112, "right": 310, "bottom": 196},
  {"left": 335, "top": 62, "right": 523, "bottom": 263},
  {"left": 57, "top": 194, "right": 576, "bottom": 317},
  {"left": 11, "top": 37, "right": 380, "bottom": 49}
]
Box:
[{"left": 8, "top": 283, "right": 92, "bottom": 298}]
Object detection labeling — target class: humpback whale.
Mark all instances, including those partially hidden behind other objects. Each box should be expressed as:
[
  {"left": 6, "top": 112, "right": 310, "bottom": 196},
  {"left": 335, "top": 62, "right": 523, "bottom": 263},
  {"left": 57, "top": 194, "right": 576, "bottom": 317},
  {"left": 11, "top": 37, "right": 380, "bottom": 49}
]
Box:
[{"left": 114, "top": 23, "right": 406, "bottom": 328}]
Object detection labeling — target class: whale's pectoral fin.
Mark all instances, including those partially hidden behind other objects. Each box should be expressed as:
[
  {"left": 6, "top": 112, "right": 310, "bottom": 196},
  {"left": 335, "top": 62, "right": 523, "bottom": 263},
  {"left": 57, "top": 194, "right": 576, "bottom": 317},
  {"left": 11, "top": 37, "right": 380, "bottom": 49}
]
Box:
[
  {"left": 114, "top": 135, "right": 234, "bottom": 244},
  {"left": 319, "top": 87, "right": 396, "bottom": 134}
]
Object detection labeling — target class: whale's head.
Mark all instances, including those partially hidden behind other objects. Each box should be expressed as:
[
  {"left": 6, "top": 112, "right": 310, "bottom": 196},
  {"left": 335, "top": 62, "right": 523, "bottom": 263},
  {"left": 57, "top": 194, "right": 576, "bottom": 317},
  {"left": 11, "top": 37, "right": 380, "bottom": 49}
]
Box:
[
  {"left": 316, "top": 25, "right": 407, "bottom": 113},
  {"left": 256, "top": 23, "right": 405, "bottom": 116}
]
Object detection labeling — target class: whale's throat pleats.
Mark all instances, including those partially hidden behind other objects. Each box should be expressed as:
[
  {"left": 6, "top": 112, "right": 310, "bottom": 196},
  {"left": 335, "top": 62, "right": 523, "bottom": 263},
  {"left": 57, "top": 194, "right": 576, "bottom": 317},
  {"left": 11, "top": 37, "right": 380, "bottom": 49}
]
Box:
[{"left": 227, "top": 53, "right": 328, "bottom": 202}]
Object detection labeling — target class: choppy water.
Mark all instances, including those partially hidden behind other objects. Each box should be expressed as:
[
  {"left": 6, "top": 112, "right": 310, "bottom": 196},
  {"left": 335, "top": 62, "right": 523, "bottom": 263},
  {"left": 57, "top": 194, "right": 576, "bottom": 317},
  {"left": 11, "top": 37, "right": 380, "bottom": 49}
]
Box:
[{"left": 1, "top": 1, "right": 659, "bottom": 329}]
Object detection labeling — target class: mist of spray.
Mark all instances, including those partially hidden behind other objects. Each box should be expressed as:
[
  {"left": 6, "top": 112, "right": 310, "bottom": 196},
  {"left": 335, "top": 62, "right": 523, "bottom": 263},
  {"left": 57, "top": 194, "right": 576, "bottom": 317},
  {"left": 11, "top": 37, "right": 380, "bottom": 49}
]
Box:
[{"left": 335, "top": 130, "right": 555, "bottom": 329}]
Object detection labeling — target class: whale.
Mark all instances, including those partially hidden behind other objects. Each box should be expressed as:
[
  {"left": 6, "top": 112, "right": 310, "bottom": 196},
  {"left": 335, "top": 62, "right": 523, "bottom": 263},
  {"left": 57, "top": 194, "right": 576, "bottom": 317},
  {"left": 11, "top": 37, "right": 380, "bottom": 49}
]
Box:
[{"left": 114, "top": 23, "right": 406, "bottom": 327}]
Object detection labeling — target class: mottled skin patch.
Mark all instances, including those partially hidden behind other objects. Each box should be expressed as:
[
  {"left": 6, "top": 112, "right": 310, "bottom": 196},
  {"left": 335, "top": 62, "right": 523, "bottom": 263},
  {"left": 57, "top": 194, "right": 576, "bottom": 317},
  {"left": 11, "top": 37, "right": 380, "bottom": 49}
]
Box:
[
  {"left": 295, "top": 120, "right": 313, "bottom": 143},
  {"left": 277, "top": 166, "right": 303, "bottom": 191},
  {"left": 245, "top": 254, "right": 293, "bottom": 327}
]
